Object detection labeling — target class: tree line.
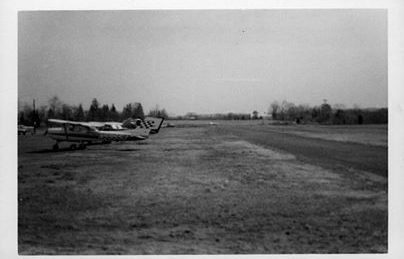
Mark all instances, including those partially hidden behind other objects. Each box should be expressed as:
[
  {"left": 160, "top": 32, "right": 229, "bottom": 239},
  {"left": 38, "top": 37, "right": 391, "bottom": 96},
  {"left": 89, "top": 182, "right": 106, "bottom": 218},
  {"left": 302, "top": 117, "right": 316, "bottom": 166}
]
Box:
[
  {"left": 174, "top": 112, "right": 252, "bottom": 120},
  {"left": 18, "top": 96, "right": 169, "bottom": 127},
  {"left": 269, "top": 100, "right": 387, "bottom": 124},
  {"left": 171, "top": 101, "right": 387, "bottom": 124}
]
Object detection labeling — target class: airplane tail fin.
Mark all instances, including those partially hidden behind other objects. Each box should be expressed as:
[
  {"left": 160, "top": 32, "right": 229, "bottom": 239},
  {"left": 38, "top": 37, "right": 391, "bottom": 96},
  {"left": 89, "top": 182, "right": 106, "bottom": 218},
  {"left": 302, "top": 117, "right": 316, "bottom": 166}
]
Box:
[
  {"left": 144, "top": 117, "right": 165, "bottom": 134},
  {"left": 121, "top": 118, "right": 151, "bottom": 138},
  {"left": 121, "top": 117, "right": 164, "bottom": 134}
]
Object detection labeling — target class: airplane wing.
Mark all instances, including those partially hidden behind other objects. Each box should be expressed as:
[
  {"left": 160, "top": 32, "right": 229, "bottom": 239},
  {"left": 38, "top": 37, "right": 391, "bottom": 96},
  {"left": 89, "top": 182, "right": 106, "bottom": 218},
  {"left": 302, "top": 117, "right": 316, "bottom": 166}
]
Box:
[
  {"left": 88, "top": 121, "right": 125, "bottom": 131},
  {"left": 48, "top": 119, "right": 94, "bottom": 128},
  {"left": 88, "top": 121, "right": 108, "bottom": 128}
]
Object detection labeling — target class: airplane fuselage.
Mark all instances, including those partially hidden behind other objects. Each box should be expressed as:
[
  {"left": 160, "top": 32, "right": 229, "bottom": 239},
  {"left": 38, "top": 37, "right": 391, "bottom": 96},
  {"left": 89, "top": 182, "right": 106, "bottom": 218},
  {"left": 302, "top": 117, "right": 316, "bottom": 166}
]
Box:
[
  {"left": 47, "top": 127, "right": 100, "bottom": 143},
  {"left": 47, "top": 125, "right": 150, "bottom": 143}
]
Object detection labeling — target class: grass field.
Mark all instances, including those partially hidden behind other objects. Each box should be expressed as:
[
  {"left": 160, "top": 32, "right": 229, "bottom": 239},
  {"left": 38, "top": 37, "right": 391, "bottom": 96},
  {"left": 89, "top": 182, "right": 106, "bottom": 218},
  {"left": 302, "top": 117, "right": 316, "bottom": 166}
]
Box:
[{"left": 18, "top": 121, "right": 387, "bottom": 254}]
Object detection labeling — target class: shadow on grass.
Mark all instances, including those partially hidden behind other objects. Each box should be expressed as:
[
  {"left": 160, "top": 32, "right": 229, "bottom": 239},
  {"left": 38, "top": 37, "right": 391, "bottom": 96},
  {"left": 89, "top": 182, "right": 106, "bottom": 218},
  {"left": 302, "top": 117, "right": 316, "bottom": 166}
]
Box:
[
  {"left": 27, "top": 142, "right": 108, "bottom": 154},
  {"left": 28, "top": 148, "right": 79, "bottom": 154}
]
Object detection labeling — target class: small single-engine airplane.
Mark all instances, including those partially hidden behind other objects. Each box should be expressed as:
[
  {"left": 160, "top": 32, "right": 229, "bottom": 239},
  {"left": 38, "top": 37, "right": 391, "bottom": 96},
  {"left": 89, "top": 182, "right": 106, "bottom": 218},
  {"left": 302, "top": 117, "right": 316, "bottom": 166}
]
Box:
[
  {"left": 90, "top": 117, "right": 164, "bottom": 135},
  {"left": 46, "top": 119, "right": 151, "bottom": 151}
]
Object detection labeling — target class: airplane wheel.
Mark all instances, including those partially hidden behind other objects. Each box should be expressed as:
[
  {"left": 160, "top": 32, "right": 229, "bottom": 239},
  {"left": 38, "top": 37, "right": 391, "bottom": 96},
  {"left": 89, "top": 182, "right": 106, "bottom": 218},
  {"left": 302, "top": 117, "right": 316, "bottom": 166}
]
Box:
[
  {"left": 52, "top": 144, "right": 59, "bottom": 151},
  {"left": 70, "top": 144, "right": 77, "bottom": 150}
]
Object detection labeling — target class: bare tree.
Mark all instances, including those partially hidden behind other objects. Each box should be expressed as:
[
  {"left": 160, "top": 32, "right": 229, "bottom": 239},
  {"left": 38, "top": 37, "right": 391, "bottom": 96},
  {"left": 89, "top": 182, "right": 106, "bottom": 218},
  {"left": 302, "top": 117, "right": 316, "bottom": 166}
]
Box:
[
  {"left": 269, "top": 101, "right": 280, "bottom": 120},
  {"left": 48, "top": 96, "right": 63, "bottom": 116}
]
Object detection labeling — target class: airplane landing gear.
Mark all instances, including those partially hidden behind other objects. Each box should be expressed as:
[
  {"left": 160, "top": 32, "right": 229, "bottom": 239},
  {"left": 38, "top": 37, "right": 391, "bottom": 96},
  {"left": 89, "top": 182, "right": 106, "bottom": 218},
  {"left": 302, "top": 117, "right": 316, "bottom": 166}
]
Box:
[
  {"left": 52, "top": 143, "right": 59, "bottom": 151},
  {"left": 78, "top": 143, "right": 87, "bottom": 150},
  {"left": 70, "top": 144, "right": 77, "bottom": 150}
]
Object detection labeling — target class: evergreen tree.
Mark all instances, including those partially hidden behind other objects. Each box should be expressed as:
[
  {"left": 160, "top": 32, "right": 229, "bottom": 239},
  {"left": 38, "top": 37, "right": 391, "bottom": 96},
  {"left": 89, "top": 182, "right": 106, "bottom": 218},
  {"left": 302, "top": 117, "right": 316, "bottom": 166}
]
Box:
[
  {"left": 110, "top": 104, "right": 119, "bottom": 121},
  {"left": 61, "top": 104, "right": 73, "bottom": 120},
  {"left": 132, "top": 102, "right": 145, "bottom": 119},
  {"left": 47, "top": 108, "right": 55, "bottom": 120},
  {"left": 74, "top": 104, "right": 85, "bottom": 121},
  {"left": 122, "top": 102, "right": 145, "bottom": 119},
  {"left": 101, "top": 104, "right": 110, "bottom": 121},
  {"left": 88, "top": 98, "right": 100, "bottom": 121},
  {"left": 122, "top": 103, "right": 133, "bottom": 119}
]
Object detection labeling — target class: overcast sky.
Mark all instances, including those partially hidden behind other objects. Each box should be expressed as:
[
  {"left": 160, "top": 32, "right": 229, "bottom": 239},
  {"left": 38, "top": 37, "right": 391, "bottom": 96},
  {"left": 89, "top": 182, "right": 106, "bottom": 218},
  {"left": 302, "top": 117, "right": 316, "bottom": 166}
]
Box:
[{"left": 18, "top": 10, "right": 387, "bottom": 115}]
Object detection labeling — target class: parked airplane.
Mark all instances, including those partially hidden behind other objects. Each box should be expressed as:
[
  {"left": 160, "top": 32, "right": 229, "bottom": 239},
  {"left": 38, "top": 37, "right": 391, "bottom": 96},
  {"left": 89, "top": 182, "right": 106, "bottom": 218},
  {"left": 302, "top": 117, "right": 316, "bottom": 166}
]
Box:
[
  {"left": 91, "top": 117, "right": 164, "bottom": 135},
  {"left": 46, "top": 119, "right": 150, "bottom": 151}
]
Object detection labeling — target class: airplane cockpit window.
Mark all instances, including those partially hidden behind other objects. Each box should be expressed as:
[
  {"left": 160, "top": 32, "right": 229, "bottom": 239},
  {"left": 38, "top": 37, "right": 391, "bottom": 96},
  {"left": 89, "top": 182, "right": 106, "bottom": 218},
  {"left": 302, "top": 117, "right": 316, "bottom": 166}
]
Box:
[
  {"left": 72, "top": 125, "right": 89, "bottom": 133},
  {"left": 100, "top": 124, "right": 119, "bottom": 131}
]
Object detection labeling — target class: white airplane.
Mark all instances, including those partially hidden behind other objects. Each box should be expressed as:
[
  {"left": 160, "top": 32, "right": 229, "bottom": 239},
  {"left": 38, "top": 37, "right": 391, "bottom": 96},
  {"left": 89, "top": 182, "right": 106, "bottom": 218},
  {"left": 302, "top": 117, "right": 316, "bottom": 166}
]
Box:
[
  {"left": 46, "top": 119, "right": 150, "bottom": 151},
  {"left": 91, "top": 117, "right": 164, "bottom": 135}
]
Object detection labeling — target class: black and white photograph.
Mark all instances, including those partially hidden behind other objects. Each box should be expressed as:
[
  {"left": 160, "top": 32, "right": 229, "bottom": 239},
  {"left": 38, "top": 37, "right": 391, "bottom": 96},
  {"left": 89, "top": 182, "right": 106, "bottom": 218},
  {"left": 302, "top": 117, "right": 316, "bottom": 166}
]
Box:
[{"left": 2, "top": 0, "right": 404, "bottom": 257}]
